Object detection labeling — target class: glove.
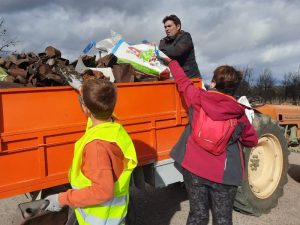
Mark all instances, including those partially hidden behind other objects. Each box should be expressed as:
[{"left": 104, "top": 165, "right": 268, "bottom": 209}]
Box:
[
  {"left": 45, "top": 194, "right": 63, "bottom": 212},
  {"left": 157, "top": 55, "right": 172, "bottom": 65},
  {"left": 67, "top": 74, "right": 83, "bottom": 91},
  {"left": 154, "top": 45, "right": 160, "bottom": 57},
  {"left": 57, "top": 66, "right": 83, "bottom": 91},
  {"left": 154, "top": 45, "right": 171, "bottom": 64}
]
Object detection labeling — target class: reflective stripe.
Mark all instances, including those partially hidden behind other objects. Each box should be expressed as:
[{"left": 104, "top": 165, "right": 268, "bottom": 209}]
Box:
[
  {"left": 72, "top": 185, "right": 127, "bottom": 207},
  {"left": 77, "top": 207, "right": 125, "bottom": 225},
  {"left": 102, "top": 195, "right": 127, "bottom": 207}
]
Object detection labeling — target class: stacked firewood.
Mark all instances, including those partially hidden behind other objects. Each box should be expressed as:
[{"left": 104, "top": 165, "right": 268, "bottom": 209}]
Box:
[
  {"left": 0, "top": 46, "right": 160, "bottom": 88},
  {"left": 0, "top": 46, "right": 76, "bottom": 87}
]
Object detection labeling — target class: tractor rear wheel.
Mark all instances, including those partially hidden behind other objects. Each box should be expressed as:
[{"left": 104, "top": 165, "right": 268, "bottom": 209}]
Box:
[{"left": 234, "top": 113, "right": 289, "bottom": 216}]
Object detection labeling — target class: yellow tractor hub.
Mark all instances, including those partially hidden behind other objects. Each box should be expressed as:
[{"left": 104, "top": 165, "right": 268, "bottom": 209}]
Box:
[{"left": 248, "top": 134, "right": 283, "bottom": 199}]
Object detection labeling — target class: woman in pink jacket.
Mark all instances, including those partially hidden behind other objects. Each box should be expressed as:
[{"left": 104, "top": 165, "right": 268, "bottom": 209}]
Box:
[{"left": 168, "top": 60, "right": 258, "bottom": 225}]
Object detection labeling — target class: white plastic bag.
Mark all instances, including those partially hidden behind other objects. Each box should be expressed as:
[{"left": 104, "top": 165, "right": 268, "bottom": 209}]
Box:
[
  {"left": 238, "top": 96, "right": 254, "bottom": 124},
  {"left": 96, "top": 30, "right": 122, "bottom": 53},
  {"left": 75, "top": 57, "right": 115, "bottom": 82}
]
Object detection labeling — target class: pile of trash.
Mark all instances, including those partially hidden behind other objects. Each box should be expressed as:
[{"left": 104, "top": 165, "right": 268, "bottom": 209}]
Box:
[{"left": 0, "top": 32, "right": 171, "bottom": 88}]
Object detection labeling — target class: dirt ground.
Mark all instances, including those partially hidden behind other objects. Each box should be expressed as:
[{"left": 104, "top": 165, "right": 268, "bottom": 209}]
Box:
[{"left": 1, "top": 152, "right": 300, "bottom": 225}]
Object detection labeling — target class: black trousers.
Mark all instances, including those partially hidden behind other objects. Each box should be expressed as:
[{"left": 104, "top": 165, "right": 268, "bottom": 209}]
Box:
[{"left": 182, "top": 167, "right": 237, "bottom": 225}]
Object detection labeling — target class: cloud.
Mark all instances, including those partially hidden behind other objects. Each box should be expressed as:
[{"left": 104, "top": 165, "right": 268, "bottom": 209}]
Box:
[
  {"left": 1, "top": 0, "right": 299, "bottom": 80},
  {"left": 260, "top": 41, "right": 300, "bottom": 63},
  {"left": 0, "top": 0, "right": 47, "bottom": 13}
]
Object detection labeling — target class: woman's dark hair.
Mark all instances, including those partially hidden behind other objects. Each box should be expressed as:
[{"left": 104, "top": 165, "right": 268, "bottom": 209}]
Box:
[
  {"left": 212, "top": 65, "right": 243, "bottom": 96},
  {"left": 162, "top": 15, "right": 181, "bottom": 27},
  {"left": 82, "top": 79, "right": 117, "bottom": 120}
]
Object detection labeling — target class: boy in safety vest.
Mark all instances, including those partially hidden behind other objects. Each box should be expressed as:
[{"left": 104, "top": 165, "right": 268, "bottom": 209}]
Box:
[{"left": 45, "top": 79, "right": 137, "bottom": 225}]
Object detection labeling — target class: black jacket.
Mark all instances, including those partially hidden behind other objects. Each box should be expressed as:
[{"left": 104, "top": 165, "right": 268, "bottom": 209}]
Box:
[{"left": 159, "top": 30, "right": 201, "bottom": 78}]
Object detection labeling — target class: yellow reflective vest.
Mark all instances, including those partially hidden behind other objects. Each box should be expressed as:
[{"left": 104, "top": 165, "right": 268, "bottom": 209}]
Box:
[{"left": 69, "top": 121, "right": 137, "bottom": 225}]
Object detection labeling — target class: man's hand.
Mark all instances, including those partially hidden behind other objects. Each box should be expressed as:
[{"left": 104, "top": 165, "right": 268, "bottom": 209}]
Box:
[{"left": 45, "top": 194, "right": 63, "bottom": 212}]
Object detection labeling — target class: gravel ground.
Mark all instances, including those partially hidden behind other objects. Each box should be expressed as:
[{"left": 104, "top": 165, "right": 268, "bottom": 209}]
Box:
[
  {"left": 1, "top": 152, "right": 300, "bottom": 225},
  {"left": 130, "top": 152, "right": 300, "bottom": 225},
  {"left": 0, "top": 194, "right": 31, "bottom": 225}
]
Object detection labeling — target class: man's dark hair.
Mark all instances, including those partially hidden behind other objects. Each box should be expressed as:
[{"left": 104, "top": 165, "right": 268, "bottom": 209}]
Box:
[
  {"left": 82, "top": 79, "right": 117, "bottom": 120},
  {"left": 212, "top": 65, "right": 243, "bottom": 96},
  {"left": 162, "top": 15, "right": 181, "bottom": 27}
]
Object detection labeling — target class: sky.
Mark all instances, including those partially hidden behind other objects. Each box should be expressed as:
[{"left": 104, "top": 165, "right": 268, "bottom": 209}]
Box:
[{"left": 1, "top": 0, "right": 300, "bottom": 83}]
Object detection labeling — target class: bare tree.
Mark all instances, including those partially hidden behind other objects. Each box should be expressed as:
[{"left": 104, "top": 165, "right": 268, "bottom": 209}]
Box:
[
  {"left": 256, "top": 68, "right": 275, "bottom": 103},
  {"left": 236, "top": 66, "right": 255, "bottom": 97},
  {"left": 0, "top": 18, "right": 17, "bottom": 56},
  {"left": 282, "top": 71, "right": 300, "bottom": 104}
]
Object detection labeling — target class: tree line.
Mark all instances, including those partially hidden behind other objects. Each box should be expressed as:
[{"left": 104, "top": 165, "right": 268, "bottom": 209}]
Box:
[
  {"left": 0, "top": 18, "right": 17, "bottom": 57},
  {"left": 236, "top": 66, "right": 300, "bottom": 105}
]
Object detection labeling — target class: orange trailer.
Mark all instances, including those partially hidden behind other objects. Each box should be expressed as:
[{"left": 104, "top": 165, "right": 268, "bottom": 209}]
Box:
[
  {"left": 0, "top": 80, "right": 200, "bottom": 199},
  {"left": 0, "top": 80, "right": 292, "bottom": 217}
]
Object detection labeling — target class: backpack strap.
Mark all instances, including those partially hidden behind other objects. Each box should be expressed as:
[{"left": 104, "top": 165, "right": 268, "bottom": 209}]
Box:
[{"left": 237, "top": 141, "right": 245, "bottom": 179}]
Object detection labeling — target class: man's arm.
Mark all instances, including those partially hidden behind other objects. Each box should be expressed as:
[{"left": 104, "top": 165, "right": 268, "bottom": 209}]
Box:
[{"left": 159, "top": 32, "right": 193, "bottom": 59}]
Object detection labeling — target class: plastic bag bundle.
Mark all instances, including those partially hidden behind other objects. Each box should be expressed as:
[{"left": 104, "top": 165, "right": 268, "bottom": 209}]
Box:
[
  {"left": 95, "top": 30, "right": 122, "bottom": 53},
  {"left": 96, "top": 32, "right": 171, "bottom": 79}
]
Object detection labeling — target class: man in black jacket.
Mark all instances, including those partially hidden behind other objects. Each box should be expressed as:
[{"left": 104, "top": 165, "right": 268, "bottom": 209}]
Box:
[{"left": 159, "top": 15, "right": 201, "bottom": 78}]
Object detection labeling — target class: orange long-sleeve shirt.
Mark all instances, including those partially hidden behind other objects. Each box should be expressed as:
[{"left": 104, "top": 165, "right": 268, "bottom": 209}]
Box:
[{"left": 58, "top": 140, "right": 124, "bottom": 208}]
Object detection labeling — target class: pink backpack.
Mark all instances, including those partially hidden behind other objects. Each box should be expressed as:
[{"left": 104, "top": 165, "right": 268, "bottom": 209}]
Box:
[{"left": 192, "top": 107, "right": 238, "bottom": 155}]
